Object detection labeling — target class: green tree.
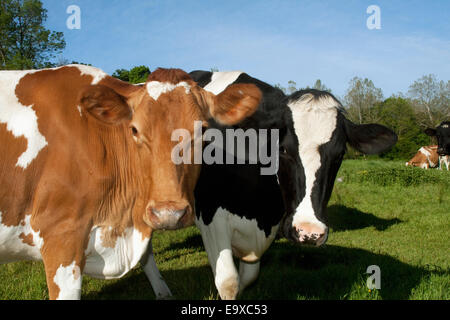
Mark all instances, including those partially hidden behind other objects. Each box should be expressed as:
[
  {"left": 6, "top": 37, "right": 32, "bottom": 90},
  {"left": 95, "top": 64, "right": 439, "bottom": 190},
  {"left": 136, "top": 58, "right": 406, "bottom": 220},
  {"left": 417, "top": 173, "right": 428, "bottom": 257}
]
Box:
[
  {"left": 343, "top": 76, "right": 384, "bottom": 124},
  {"left": 287, "top": 80, "right": 297, "bottom": 94},
  {"left": 112, "top": 65, "right": 151, "bottom": 84},
  {"left": 273, "top": 83, "right": 287, "bottom": 94},
  {"left": 311, "top": 79, "right": 331, "bottom": 92},
  {"left": 375, "top": 96, "right": 429, "bottom": 160},
  {"left": 408, "top": 74, "right": 450, "bottom": 128},
  {"left": 0, "top": 0, "right": 65, "bottom": 69}
]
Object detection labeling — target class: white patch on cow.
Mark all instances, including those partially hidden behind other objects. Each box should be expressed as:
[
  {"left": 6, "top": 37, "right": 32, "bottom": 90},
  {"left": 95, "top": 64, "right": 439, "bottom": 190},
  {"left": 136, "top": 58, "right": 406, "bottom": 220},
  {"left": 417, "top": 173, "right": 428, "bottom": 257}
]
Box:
[
  {"left": 288, "top": 93, "right": 338, "bottom": 230},
  {"left": 67, "top": 64, "right": 107, "bottom": 85},
  {"left": 0, "top": 70, "right": 48, "bottom": 169},
  {"left": 0, "top": 212, "right": 44, "bottom": 263},
  {"left": 203, "top": 71, "right": 243, "bottom": 95},
  {"left": 195, "top": 208, "right": 278, "bottom": 299},
  {"left": 54, "top": 261, "right": 82, "bottom": 300},
  {"left": 84, "top": 226, "right": 150, "bottom": 279},
  {"left": 146, "top": 81, "right": 191, "bottom": 100},
  {"left": 419, "top": 147, "right": 431, "bottom": 157},
  {"left": 420, "top": 146, "right": 438, "bottom": 168},
  {"left": 77, "top": 105, "right": 83, "bottom": 117}
]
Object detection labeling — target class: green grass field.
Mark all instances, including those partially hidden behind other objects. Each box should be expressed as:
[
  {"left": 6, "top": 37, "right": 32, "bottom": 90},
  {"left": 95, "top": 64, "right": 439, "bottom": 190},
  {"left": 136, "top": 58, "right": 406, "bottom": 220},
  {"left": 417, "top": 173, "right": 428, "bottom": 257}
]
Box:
[{"left": 1, "top": 159, "right": 449, "bottom": 300}]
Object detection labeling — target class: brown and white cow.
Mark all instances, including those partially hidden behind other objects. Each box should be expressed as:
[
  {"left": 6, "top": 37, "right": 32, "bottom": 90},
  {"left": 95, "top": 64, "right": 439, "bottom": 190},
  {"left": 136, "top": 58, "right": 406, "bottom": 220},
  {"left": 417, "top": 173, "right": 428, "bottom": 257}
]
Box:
[
  {"left": 0, "top": 64, "right": 261, "bottom": 299},
  {"left": 405, "top": 145, "right": 439, "bottom": 169}
]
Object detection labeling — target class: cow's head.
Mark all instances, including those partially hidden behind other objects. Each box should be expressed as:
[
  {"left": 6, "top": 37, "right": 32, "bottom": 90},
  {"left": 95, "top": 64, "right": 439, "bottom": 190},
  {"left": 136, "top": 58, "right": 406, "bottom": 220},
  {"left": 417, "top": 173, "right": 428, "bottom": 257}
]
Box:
[
  {"left": 278, "top": 90, "right": 397, "bottom": 246},
  {"left": 79, "top": 68, "right": 261, "bottom": 230},
  {"left": 425, "top": 121, "right": 450, "bottom": 156}
]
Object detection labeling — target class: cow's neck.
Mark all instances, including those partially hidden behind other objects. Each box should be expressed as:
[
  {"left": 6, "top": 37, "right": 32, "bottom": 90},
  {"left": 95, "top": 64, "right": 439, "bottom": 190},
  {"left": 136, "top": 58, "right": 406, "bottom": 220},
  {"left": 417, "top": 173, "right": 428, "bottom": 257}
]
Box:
[{"left": 88, "top": 122, "right": 150, "bottom": 238}]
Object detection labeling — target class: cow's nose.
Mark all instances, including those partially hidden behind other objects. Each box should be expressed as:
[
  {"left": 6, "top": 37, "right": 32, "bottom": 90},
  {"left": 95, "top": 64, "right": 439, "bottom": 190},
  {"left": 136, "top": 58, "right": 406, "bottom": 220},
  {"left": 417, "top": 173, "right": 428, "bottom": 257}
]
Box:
[
  {"left": 146, "top": 203, "right": 189, "bottom": 230},
  {"left": 295, "top": 223, "right": 328, "bottom": 246}
]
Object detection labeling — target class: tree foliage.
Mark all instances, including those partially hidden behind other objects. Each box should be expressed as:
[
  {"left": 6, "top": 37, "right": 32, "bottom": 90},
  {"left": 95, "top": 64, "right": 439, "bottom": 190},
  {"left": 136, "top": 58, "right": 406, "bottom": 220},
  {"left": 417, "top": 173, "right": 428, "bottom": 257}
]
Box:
[
  {"left": 375, "top": 97, "right": 430, "bottom": 160},
  {"left": 343, "top": 76, "right": 384, "bottom": 124},
  {"left": 407, "top": 74, "right": 450, "bottom": 128},
  {"left": 0, "top": 0, "right": 65, "bottom": 70},
  {"left": 112, "top": 65, "right": 151, "bottom": 84},
  {"left": 274, "top": 79, "right": 331, "bottom": 94}
]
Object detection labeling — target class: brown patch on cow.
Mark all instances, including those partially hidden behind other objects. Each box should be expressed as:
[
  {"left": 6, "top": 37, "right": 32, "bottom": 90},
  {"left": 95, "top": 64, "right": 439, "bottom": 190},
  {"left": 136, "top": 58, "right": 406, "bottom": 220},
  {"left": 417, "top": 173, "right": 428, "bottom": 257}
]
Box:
[
  {"left": 19, "top": 232, "right": 34, "bottom": 246},
  {"left": 147, "top": 68, "right": 194, "bottom": 85},
  {"left": 0, "top": 122, "right": 32, "bottom": 227},
  {"left": 99, "top": 225, "right": 128, "bottom": 248},
  {"left": 72, "top": 265, "right": 81, "bottom": 280}
]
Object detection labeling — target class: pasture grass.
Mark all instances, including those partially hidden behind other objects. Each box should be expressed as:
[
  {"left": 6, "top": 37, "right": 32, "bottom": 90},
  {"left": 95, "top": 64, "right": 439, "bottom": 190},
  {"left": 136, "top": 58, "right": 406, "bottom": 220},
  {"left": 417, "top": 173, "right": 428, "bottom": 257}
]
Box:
[{"left": 0, "top": 159, "right": 449, "bottom": 300}]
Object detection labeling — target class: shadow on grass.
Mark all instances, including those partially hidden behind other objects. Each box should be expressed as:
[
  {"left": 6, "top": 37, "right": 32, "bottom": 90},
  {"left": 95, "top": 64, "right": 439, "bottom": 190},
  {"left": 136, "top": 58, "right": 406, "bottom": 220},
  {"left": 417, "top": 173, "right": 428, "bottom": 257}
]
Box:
[
  {"left": 163, "top": 232, "right": 205, "bottom": 252},
  {"left": 248, "top": 242, "right": 446, "bottom": 300},
  {"left": 328, "top": 205, "right": 402, "bottom": 232},
  {"left": 83, "top": 240, "right": 444, "bottom": 300}
]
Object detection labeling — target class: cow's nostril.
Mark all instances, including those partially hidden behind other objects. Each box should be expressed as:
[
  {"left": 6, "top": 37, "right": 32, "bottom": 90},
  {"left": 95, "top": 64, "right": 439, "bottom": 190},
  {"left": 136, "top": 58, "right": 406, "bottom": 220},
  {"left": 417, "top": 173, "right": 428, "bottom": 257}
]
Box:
[
  {"left": 151, "top": 207, "right": 161, "bottom": 217},
  {"left": 173, "top": 207, "right": 188, "bottom": 219}
]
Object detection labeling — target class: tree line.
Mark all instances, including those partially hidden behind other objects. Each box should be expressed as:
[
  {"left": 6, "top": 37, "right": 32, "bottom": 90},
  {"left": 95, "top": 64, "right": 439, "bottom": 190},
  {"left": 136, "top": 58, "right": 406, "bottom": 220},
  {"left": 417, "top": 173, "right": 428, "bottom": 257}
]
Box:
[
  {"left": 276, "top": 75, "right": 449, "bottom": 160},
  {"left": 1, "top": 0, "right": 449, "bottom": 161}
]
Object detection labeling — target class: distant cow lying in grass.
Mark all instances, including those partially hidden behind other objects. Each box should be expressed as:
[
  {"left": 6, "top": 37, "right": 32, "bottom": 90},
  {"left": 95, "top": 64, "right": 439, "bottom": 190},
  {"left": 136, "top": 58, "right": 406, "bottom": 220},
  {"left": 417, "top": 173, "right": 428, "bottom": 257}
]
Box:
[
  {"left": 406, "top": 145, "right": 449, "bottom": 170},
  {"left": 406, "top": 146, "right": 439, "bottom": 169}
]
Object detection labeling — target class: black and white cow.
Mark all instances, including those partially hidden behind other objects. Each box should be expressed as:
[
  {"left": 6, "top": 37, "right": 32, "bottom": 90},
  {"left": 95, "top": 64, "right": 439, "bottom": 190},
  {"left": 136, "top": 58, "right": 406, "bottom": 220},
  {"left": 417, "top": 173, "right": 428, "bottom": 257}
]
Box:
[
  {"left": 425, "top": 121, "right": 450, "bottom": 155},
  {"left": 425, "top": 121, "right": 450, "bottom": 170},
  {"left": 189, "top": 70, "right": 397, "bottom": 300}
]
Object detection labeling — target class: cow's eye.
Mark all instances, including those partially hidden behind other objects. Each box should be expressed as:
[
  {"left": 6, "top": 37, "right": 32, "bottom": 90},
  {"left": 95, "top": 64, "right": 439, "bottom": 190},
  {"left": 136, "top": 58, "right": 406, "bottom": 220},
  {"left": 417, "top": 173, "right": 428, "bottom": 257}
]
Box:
[{"left": 131, "top": 126, "right": 138, "bottom": 136}]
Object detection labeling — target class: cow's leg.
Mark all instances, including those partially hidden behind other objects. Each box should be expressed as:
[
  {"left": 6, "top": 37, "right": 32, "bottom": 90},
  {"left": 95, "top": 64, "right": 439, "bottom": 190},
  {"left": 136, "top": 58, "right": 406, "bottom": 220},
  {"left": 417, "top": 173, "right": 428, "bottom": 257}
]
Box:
[
  {"left": 41, "top": 238, "right": 85, "bottom": 300},
  {"left": 141, "top": 241, "right": 172, "bottom": 299},
  {"left": 214, "top": 247, "right": 239, "bottom": 300},
  {"left": 238, "top": 260, "right": 260, "bottom": 293},
  {"left": 197, "top": 216, "right": 239, "bottom": 300},
  {"left": 442, "top": 157, "right": 449, "bottom": 170}
]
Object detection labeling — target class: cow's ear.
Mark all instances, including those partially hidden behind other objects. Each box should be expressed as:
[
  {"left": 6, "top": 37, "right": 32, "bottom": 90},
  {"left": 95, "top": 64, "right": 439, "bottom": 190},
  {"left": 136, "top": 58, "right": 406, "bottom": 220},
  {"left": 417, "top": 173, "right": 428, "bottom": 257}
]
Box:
[
  {"left": 344, "top": 118, "right": 398, "bottom": 155},
  {"left": 424, "top": 128, "right": 437, "bottom": 136},
  {"left": 79, "top": 85, "right": 132, "bottom": 125},
  {"left": 193, "top": 84, "right": 261, "bottom": 125}
]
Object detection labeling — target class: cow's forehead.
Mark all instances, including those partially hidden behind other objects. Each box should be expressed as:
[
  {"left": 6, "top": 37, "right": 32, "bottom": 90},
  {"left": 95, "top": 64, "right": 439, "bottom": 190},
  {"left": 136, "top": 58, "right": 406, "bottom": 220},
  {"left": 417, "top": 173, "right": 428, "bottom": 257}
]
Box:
[
  {"left": 288, "top": 93, "right": 339, "bottom": 146},
  {"left": 146, "top": 81, "right": 191, "bottom": 101},
  {"left": 132, "top": 81, "right": 203, "bottom": 135}
]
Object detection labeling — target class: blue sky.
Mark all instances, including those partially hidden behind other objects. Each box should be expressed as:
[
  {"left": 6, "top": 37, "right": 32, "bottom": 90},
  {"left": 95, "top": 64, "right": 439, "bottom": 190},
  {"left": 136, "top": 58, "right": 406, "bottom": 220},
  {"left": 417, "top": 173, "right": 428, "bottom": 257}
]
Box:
[{"left": 42, "top": 0, "right": 450, "bottom": 98}]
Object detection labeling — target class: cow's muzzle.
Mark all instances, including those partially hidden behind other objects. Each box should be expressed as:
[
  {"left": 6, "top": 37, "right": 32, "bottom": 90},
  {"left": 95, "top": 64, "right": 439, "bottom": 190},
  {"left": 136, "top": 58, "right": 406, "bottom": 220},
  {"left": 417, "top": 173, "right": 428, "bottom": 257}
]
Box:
[
  {"left": 145, "top": 202, "right": 191, "bottom": 230},
  {"left": 293, "top": 223, "right": 329, "bottom": 247}
]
